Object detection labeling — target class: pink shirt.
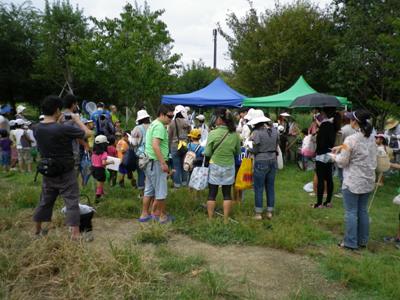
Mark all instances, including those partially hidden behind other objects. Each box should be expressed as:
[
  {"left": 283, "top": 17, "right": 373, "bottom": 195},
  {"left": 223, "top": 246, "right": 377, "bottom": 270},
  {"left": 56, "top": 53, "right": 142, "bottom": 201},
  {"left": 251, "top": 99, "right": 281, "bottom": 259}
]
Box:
[
  {"left": 92, "top": 152, "right": 107, "bottom": 168},
  {"left": 107, "top": 145, "right": 117, "bottom": 157}
]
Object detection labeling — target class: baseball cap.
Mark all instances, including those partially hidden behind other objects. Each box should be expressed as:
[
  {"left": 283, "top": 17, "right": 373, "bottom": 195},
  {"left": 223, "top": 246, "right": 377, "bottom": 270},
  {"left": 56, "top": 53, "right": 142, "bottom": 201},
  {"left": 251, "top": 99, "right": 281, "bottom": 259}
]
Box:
[{"left": 95, "top": 135, "right": 109, "bottom": 144}]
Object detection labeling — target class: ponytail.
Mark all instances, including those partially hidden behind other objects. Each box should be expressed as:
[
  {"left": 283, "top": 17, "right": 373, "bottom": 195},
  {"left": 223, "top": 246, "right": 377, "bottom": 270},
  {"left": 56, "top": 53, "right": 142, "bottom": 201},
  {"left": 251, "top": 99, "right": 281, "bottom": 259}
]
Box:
[{"left": 354, "top": 110, "right": 372, "bottom": 138}]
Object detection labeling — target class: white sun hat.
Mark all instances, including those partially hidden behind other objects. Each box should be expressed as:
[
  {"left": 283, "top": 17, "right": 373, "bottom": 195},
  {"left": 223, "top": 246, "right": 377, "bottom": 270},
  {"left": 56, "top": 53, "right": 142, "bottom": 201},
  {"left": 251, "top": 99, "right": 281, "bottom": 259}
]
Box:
[
  {"left": 174, "top": 105, "right": 188, "bottom": 119},
  {"left": 95, "top": 135, "right": 109, "bottom": 144},
  {"left": 196, "top": 114, "right": 205, "bottom": 121},
  {"left": 9, "top": 120, "right": 16, "bottom": 126},
  {"left": 136, "top": 109, "right": 150, "bottom": 122},
  {"left": 15, "top": 119, "right": 25, "bottom": 126},
  {"left": 39, "top": 115, "right": 45, "bottom": 121},
  {"left": 248, "top": 110, "right": 271, "bottom": 126},
  {"left": 280, "top": 112, "right": 291, "bottom": 117},
  {"left": 16, "top": 105, "right": 26, "bottom": 114},
  {"left": 244, "top": 108, "right": 255, "bottom": 121}
]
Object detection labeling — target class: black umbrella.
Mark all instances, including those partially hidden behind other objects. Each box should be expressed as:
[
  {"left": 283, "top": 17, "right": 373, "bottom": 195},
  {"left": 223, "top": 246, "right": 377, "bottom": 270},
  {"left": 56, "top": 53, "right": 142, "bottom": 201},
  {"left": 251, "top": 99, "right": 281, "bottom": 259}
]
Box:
[{"left": 290, "top": 93, "right": 341, "bottom": 108}]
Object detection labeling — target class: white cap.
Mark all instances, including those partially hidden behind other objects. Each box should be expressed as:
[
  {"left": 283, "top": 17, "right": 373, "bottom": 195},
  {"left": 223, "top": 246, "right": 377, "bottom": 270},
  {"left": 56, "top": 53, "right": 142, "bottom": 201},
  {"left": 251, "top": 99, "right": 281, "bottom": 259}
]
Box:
[
  {"left": 196, "top": 114, "right": 205, "bottom": 121},
  {"left": 15, "top": 119, "right": 25, "bottom": 125},
  {"left": 39, "top": 115, "right": 45, "bottom": 121},
  {"left": 16, "top": 105, "right": 26, "bottom": 114},
  {"left": 244, "top": 108, "right": 255, "bottom": 121},
  {"left": 25, "top": 121, "right": 32, "bottom": 126},
  {"left": 280, "top": 112, "right": 291, "bottom": 117},
  {"left": 136, "top": 109, "right": 150, "bottom": 122},
  {"left": 9, "top": 120, "right": 16, "bottom": 126},
  {"left": 174, "top": 105, "right": 188, "bottom": 119},
  {"left": 95, "top": 135, "right": 109, "bottom": 144},
  {"left": 248, "top": 110, "right": 271, "bottom": 126}
]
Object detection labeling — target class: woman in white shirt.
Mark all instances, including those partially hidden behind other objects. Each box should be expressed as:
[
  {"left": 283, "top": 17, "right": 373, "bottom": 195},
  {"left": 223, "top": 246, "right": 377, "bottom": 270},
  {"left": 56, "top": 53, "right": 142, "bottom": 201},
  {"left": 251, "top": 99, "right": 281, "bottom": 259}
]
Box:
[{"left": 331, "top": 110, "right": 376, "bottom": 250}]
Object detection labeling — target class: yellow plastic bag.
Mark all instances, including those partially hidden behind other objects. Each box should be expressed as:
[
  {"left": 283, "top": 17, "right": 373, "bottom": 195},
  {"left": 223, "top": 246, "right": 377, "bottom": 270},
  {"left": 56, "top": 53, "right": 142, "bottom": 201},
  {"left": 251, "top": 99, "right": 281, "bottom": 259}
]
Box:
[{"left": 235, "top": 157, "right": 253, "bottom": 190}]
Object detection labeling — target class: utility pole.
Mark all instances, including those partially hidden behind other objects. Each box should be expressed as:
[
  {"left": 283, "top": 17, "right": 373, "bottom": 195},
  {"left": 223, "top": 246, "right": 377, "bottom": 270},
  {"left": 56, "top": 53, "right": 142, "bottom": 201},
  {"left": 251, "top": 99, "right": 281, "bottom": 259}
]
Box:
[{"left": 213, "top": 29, "right": 217, "bottom": 69}]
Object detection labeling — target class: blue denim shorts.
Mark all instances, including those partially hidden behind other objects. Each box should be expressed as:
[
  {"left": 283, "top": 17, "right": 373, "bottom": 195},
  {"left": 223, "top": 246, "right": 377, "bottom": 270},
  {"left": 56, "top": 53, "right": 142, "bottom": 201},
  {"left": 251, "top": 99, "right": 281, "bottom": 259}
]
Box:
[{"left": 144, "top": 160, "right": 168, "bottom": 200}]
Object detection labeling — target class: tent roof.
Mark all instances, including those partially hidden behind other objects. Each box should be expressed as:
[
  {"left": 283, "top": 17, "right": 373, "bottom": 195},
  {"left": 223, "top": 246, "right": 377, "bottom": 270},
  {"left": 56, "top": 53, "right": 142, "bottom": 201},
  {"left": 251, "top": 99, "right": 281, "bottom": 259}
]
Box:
[
  {"left": 162, "top": 77, "right": 246, "bottom": 107},
  {"left": 243, "top": 76, "right": 350, "bottom": 107}
]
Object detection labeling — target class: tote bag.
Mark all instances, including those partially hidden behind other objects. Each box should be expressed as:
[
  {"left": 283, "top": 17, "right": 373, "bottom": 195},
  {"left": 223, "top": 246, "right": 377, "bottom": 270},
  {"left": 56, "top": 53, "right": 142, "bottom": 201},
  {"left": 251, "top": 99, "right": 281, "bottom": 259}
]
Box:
[
  {"left": 189, "top": 164, "right": 209, "bottom": 191},
  {"left": 234, "top": 157, "right": 253, "bottom": 190},
  {"left": 277, "top": 146, "right": 284, "bottom": 170}
]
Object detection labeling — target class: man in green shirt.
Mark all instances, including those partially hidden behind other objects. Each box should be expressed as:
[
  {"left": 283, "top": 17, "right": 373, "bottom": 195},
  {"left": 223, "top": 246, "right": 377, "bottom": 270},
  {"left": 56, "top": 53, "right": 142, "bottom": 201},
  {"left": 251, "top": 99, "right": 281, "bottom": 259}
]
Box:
[{"left": 139, "top": 104, "right": 175, "bottom": 224}]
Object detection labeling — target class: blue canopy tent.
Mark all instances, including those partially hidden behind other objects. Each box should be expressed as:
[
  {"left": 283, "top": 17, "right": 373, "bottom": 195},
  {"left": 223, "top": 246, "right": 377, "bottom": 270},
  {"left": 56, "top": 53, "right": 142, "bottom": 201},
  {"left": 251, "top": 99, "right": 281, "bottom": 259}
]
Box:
[{"left": 161, "top": 77, "right": 246, "bottom": 107}]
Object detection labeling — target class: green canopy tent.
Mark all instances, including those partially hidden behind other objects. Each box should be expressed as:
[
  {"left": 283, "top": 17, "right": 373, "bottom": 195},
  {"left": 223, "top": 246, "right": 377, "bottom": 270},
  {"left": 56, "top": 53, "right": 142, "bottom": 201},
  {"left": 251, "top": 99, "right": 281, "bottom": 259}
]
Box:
[{"left": 243, "top": 76, "right": 350, "bottom": 108}]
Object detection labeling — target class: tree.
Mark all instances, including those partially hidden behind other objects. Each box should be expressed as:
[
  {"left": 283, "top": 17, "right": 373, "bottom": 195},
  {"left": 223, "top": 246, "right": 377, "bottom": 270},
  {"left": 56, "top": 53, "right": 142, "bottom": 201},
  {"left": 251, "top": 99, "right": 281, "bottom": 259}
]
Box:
[
  {"left": 34, "top": 0, "right": 88, "bottom": 94},
  {"left": 329, "top": 0, "right": 400, "bottom": 126},
  {"left": 219, "top": 2, "right": 336, "bottom": 97},
  {"left": 0, "top": 1, "right": 40, "bottom": 105},
  {"left": 173, "top": 60, "right": 218, "bottom": 93},
  {"left": 71, "top": 2, "right": 180, "bottom": 113}
]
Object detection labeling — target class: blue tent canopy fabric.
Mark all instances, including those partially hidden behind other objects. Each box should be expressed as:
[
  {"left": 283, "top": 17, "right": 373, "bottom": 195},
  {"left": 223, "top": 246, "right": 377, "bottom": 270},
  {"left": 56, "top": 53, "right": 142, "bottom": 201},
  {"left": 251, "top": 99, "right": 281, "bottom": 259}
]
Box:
[{"left": 162, "top": 77, "right": 246, "bottom": 107}]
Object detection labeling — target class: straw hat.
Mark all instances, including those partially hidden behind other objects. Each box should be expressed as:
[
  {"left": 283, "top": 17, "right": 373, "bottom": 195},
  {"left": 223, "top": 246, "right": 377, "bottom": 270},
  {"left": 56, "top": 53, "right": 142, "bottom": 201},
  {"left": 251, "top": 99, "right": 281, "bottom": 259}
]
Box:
[
  {"left": 385, "top": 118, "right": 399, "bottom": 130},
  {"left": 188, "top": 128, "right": 201, "bottom": 139},
  {"left": 136, "top": 109, "right": 150, "bottom": 122},
  {"left": 248, "top": 110, "right": 271, "bottom": 126}
]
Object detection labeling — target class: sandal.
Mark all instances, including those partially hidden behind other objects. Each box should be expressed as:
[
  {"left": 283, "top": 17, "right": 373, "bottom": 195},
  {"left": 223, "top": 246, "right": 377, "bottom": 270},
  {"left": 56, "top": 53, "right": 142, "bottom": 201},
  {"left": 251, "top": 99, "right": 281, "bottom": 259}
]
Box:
[
  {"left": 324, "top": 203, "right": 333, "bottom": 208},
  {"left": 310, "top": 203, "right": 323, "bottom": 208},
  {"left": 138, "top": 215, "right": 152, "bottom": 223}
]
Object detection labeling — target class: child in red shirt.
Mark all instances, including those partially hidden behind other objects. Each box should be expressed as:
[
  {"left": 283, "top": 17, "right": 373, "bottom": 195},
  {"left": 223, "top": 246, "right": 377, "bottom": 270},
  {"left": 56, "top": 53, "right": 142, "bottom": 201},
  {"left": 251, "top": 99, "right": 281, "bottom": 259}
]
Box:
[
  {"left": 92, "top": 135, "right": 113, "bottom": 201},
  {"left": 107, "top": 136, "right": 118, "bottom": 186}
]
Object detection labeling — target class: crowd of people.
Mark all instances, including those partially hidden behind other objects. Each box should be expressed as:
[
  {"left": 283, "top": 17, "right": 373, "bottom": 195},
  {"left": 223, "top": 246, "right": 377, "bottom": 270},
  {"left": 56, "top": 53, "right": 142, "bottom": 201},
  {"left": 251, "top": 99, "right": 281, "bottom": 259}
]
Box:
[{"left": 0, "top": 96, "right": 399, "bottom": 249}]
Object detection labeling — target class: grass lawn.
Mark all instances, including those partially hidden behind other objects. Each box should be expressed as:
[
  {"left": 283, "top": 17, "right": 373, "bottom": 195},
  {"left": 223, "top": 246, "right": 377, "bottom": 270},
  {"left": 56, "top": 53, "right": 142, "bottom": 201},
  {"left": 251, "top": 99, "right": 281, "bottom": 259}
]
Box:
[{"left": 0, "top": 164, "right": 399, "bottom": 299}]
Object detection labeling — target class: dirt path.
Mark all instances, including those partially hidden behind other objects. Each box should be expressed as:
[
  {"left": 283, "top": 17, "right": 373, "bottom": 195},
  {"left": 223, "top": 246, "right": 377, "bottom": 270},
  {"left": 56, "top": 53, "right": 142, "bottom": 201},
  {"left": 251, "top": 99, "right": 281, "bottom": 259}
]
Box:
[{"left": 91, "top": 218, "right": 346, "bottom": 299}]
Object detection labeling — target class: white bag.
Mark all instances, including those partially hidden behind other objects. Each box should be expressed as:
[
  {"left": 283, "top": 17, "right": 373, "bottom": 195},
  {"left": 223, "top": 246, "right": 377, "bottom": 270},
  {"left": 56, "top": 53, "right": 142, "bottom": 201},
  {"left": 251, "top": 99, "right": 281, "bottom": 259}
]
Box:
[
  {"left": 189, "top": 166, "right": 209, "bottom": 191},
  {"left": 393, "top": 195, "right": 400, "bottom": 206},
  {"left": 277, "top": 146, "right": 283, "bottom": 170}
]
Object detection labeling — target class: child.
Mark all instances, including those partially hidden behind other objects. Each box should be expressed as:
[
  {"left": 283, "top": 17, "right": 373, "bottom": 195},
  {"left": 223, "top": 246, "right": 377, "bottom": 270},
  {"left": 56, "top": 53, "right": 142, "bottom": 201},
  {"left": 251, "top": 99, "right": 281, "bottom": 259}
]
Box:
[
  {"left": 92, "top": 135, "right": 113, "bottom": 201},
  {"left": 61, "top": 204, "right": 96, "bottom": 242},
  {"left": 375, "top": 133, "right": 389, "bottom": 186},
  {"left": 186, "top": 129, "right": 204, "bottom": 170},
  {"left": 107, "top": 135, "right": 118, "bottom": 186},
  {"left": 0, "top": 130, "right": 12, "bottom": 172},
  {"left": 116, "top": 131, "right": 131, "bottom": 187},
  {"left": 185, "top": 129, "right": 204, "bottom": 201}
]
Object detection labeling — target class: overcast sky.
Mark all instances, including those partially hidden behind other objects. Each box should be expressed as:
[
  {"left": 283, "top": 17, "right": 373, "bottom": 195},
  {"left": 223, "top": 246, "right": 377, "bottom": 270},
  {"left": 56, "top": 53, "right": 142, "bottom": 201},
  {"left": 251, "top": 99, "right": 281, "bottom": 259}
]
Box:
[{"left": 5, "top": 0, "right": 331, "bottom": 70}]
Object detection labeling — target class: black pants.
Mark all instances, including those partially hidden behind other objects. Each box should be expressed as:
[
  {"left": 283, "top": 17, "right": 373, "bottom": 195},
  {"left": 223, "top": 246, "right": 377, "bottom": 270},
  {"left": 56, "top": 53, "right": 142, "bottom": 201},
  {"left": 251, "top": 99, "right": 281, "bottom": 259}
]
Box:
[
  {"left": 108, "top": 170, "right": 117, "bottom": 186},
  {"left": 315, "top": 161, "right": 333, "bottom": 205},
  {"left": 208, "top": 184, "right": 232, "bottom": 201},
  {"left": 79, "top": 211, "right": 94, "bottom": 232}
]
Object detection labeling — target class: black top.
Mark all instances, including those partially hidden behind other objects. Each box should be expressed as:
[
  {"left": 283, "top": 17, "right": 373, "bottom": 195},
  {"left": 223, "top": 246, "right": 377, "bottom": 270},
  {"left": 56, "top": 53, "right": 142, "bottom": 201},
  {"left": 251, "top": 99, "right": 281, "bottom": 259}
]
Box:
[
  {"left": 316, "top": 121, "right": 336, "bottom": 155},
  {"left": 34, "top": 122, "right": 85, "bottom": 159}
]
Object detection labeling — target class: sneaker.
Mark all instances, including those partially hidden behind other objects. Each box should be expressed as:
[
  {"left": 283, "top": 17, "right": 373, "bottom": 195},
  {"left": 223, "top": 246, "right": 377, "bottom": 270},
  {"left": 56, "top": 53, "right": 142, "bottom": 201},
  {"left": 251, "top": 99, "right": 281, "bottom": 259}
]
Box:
[
  {"left": 265, "top": 212, "right": 273, "bottom": 220},
  {"left": 83, "top": 231, "right": 94, "bottom": 242},
  {"left": 253, "top": 213, "right": 262, "bottom": 220},
  {"left": 323, "top": 203, "right": 333, "bottom": 208},
  {"left": 334, "top": 193, "right": 343, "bottom": 199}
]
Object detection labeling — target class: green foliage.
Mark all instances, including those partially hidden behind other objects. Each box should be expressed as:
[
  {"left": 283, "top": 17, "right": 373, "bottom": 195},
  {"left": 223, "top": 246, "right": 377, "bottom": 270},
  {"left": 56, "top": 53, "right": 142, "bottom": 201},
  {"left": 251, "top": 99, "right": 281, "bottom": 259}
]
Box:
[
  {"left": 156, "top": 246, "right": 206, "bottom": 274},
  {"left": 0, "top": 1, "right": 41, "bottom": 104},
  {"left": 71, "top": 2, "right": 180, "bottom": 113},
  {"left": 220, "top": 2, "right": 335, "bottom": 97},
  {"left": 329, "top": 0, "right": 400, "bottom": 125},
  {"left": 134, "top": 223, "right": 171, "bottom": 244},
  {"left": 172, "top": 60, "right": 218, "bottom": 93},
  {"left": 34, "top": 0, "right": 88, "bottom": 93}
]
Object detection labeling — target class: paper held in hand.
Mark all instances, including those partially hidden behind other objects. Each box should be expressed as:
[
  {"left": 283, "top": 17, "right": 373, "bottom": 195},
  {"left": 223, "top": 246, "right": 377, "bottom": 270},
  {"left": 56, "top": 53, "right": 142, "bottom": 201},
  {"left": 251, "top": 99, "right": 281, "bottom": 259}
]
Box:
[{"left": 106, "top": 156, "right": 121, "bottom": 171}]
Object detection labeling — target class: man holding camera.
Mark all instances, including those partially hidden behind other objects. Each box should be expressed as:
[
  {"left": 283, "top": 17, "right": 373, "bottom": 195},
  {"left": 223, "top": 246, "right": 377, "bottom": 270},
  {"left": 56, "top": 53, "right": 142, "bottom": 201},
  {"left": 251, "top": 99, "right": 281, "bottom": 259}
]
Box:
[{"left": 33, "top": 96, "right": 92, "bottom": 240}]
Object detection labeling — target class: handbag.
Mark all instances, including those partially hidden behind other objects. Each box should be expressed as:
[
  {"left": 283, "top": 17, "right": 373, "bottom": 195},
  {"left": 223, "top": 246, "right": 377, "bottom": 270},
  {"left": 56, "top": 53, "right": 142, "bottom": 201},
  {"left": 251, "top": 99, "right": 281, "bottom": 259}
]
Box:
[
  {"left": 175, "top": 119, "right": 187, "bottom": 157},
  {"left": 189, "top": 158, "right": 209, "bottom": 191},
  {"left": 277, "top": 146, "right": 283, "bottom": 170},
  {"left": 376, "top": 153, "right": 390, "bottom": 173},
  {"left": 234, "top": 155, "right": 253, "bottom": 190}
]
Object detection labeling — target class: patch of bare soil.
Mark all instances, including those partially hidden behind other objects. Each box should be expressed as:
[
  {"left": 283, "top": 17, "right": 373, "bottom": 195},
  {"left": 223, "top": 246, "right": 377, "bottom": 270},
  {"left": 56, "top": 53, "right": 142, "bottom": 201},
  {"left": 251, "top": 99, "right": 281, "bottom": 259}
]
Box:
[{"left": 91, "top": 218, "right": 347, "bottom": 299}]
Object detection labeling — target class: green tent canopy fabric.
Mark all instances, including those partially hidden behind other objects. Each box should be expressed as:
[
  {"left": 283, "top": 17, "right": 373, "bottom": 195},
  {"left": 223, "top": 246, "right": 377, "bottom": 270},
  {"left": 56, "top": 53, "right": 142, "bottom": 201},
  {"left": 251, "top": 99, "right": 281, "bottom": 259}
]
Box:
[{"left": 243, "top": 76, "right": 350, "bottom": 108}]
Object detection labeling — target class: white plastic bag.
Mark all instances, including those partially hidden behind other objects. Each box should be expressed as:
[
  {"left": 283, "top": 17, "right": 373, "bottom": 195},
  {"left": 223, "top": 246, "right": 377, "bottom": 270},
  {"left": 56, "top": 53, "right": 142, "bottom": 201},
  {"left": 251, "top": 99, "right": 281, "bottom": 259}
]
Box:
[
  {"left": 277, "top": 146, "right": 283, "bottom": 170},
  {"left": 189, "top": 166, "right": 209, "bottom": 191},
  {"left": 393, "top": 194, "right": 400, "bottom": 206}
]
